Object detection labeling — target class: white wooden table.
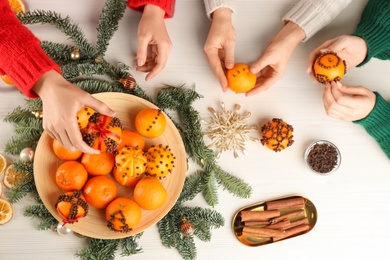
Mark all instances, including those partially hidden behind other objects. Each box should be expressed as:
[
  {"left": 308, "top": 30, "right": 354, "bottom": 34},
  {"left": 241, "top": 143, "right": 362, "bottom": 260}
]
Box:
[{"left": 2, "top": 0, "right": 390, "bottom": 259}]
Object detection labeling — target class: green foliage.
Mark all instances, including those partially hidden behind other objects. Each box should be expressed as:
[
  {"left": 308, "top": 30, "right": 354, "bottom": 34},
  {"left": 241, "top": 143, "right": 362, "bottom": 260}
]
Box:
[
  {"left": 24, "top": 203, "right": 58, "bottom": 230},
  {"left": 119, "top": 234, "right": 143, "bottom": 256},
  {"left": 75, "top": 239, "right": 119, "bottom": 260},
  {"left": 6, "top": 161, "right": 35, "bottom": 203}
]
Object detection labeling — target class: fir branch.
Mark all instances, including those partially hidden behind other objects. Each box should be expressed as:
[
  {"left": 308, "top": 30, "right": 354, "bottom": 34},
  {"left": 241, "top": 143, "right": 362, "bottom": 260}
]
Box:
[
  {"left": 4, "top": 134, "right": 41, "bottom": 155},
  {"left": 25, "top": 98, "right": 43, "bottom": 111},
  {"left": 214, "top": 166, "right": 252, "bottom": 199},
  {"left": 158, "top": 210, "right": 182, "bottom": 248},
  {"left": 176, "top": 236, "right": 197, "bottom": 260},
  {"left": 96, "top": 0, "right": 128, "bottom": 54},
  {"left": 73, "top": 78, "right": 124, "bottom": 94},
  {"left": 40, "top": 41, "right": 77, "bottom": 64},
  {"left": 75, "top": 239, "right": 119, "bottom": 260},
  {"left": 18, "top": 10, "right": 97, "bottom": 57},
  {"left": 201, "top": 171, "right": 219, "bottom": 206},
  {"left": 120, "top": 234, "right": 143, "bottom": 256},
  {"left": 61, "top": 62, "right": 108, "bottom": 80},
  {"left": 176, "top": 171, "right": 205, "bottom": 205},
  {"left": 3, "top": 106, "right": 34, "bottom": 124},
  {"left": 6, "top": 161, "right": 36, "bottom": 203},
  {"left": 24, "top": 204, "right": 58, "bottom": 230}
]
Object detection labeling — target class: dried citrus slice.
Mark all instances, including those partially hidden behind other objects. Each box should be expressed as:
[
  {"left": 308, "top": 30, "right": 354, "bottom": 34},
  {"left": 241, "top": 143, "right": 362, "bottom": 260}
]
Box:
[
  {"left": 0, "top": 198, "right": 14, "bottom": 225},
  {"left": 8, "top": 0, "right": 26, "bottom": 14},
  {"left": 3, "top": 164, "right": 27, "bottom": 189},
  {"left": 0, "top": 154, "right": 7, "bottom": 175},
  {"left": 0, "top": 182, "right": 3, "bottom": 197},
  {"left": 0, "top": 75, "right": 15, "bottom": 86}
]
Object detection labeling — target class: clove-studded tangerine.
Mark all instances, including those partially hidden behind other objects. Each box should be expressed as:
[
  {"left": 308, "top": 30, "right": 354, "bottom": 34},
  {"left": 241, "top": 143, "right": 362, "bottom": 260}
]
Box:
[
  {"left": 313, "top": 51, "right": 346, "bottom": 84},
  {"left": 135, "top": 108, "right": 166, "bottom": 138},
  {"left": 55, "top": 190, "right": 89, "bottom": 226},
  {"left": 260, "top": 118, "right": 294, "bottom": 152},
  {"left": 226, "top": 63, "right": 256, "bottom": 93},
  {"left": 145, "top": 144, "right": 175, "bottom": 179}
]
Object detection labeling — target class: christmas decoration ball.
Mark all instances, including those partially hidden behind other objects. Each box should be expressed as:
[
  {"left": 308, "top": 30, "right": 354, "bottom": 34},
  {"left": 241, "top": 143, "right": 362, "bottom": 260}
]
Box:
[
  {"left": 71, "top": 49, "right": 81, "bottom": 60},
  {"left": 180, "top": 218, "right": 194, "bottom": 236},
  {"left": 313, "top": 51, "right": 346, "bottom": 84},
  {"left": 19, "top": 148, "right": 34, "bottom": 162},
  {"left": 55, "top": 222, "right": 73, "bottom": 236}
]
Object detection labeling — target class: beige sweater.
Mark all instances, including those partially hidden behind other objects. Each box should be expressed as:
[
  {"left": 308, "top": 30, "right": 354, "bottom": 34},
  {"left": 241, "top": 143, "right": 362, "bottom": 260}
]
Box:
[{"left": 203, "top": 0, "right": 352, "bottom": 41}]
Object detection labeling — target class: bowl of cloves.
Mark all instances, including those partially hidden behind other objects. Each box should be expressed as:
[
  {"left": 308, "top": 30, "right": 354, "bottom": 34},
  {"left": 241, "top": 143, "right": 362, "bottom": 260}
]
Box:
[{"left": 304, "top": 140, "right": 341, "bottom": 175}]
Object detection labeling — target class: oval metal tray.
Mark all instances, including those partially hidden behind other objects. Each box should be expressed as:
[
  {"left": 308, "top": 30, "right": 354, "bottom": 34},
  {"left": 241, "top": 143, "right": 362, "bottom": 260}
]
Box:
[{"left": 232, "top": 195, "right": 317, "bottom": 246}]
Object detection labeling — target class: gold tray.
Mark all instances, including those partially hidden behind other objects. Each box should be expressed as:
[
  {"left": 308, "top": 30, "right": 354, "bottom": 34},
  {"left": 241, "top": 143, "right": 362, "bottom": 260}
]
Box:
[{"left": 232, "top": 195, "right": 317, "bottom": 246}]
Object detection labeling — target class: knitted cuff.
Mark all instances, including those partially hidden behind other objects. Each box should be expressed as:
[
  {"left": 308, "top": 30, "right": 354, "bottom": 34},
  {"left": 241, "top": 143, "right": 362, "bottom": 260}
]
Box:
[
  {"left": 204, "top": 0, "right": 236, "bottom": 19},
  {"left": 127, "top": 0, "right": 175, "bottom": 18},
  {"left": 352, "top": 1, "right": 390, "bottom": 67},
  {"left": 353, "top": 92, "right": 390, "bottom": 158},
  {"left": 8, "top": 44, "right": 61, "bottom": 98},
  {"left": 283, "top": 0, "right": 352, "bottom": 42}
]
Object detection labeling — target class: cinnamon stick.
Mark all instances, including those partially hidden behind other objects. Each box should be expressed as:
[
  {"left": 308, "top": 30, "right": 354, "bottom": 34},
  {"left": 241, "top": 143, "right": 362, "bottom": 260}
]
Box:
[
  {"left": 244, "top": 220, "right": 270, "bottom": 227},
  {"left": 267, "top": 219, "right": 291, "bottom": 230},
  {"left": 266, "top": 197, "right": 306, "bottom": 210},
  {"left": 240, "top": 210, "right": 280, "bottom": 222},
  {"left": 243, "top": 226, "right": 285, "bottom": 238},
  {"left": 273, "top": 224, "right": 310, "bottom": 242},
  {"left": 270, "top": 209, "right": 305, "bottom": 223},
  {"left": 280, "top": 217, "right": 309, "bottom": 230}
]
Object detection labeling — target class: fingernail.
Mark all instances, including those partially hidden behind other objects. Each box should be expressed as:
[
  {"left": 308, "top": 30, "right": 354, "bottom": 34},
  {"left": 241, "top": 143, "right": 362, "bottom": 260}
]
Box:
[
  {"left": 137, "top": 59, "right": 144, "bottom": 66},
  {"left": 336, "top": 81, "right": 342, "bottom": 88}
]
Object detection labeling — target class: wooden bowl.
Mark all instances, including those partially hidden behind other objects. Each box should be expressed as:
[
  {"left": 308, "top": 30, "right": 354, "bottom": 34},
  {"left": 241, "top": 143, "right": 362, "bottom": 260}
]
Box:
[{"left": 34, "top": 93, "right": 187, "bottom": 239}]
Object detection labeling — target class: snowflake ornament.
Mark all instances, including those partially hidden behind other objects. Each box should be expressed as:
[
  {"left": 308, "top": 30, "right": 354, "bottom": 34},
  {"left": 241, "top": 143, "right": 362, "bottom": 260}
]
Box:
[{"left": 202, "top": 102, "right": 259, "bottom": 158}]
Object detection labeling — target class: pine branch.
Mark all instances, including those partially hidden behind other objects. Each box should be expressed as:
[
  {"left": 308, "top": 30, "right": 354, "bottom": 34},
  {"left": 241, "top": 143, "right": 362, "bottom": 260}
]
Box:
[
  {"left": 3, "top": 106, "right": 34, "bottom": 124},
  {"left": 61, "top": 62, "right": 108, "bottom": 80},
  {"left": 25, "top": 98, "right": 43, "bottom": 111},
  {"left": 119, "top": 234, "right": 143, "bottom": 256},
  {"left": 176, "top": 236, "right": 197, "bottom": 260},
  {"left": 6, "top": 161, "right": 35, "bottom": 203},
  {"left": 18, "top": 10, "right": 97, "bottom": 57},
  {"left": 75, "top": 239, "right": 119, "bottom": 260},
  {"left": 40, "top": 41, "right": 77, "bottom": 64},
  {"left": 214, "top": 166, "right": 252, "bottom": 199},
  {"left": 24, "top": 203, "right": 58, "bottom": 230},
  {"left": 96, "top": 0, "right": 128, "bottom": 54},
  {"left": 176, "top": 171, "right": 205, "bottom": 205}
]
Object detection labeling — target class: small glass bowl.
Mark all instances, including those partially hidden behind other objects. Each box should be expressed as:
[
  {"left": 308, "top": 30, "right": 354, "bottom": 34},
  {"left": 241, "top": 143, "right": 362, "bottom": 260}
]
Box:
[{"left": 304, "top": 140, "right": 341, "bottom": 176}]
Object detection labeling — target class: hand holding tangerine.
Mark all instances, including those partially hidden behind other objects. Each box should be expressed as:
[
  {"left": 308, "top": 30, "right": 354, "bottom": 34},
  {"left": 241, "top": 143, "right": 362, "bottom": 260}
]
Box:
[{"left": 226, "top": 63, "right": 256, "bottom": 93}]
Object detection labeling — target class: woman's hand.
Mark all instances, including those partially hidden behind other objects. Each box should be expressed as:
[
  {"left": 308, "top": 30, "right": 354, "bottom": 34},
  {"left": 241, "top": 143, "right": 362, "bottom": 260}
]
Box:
[
  {"left": 204, "top": 7, "right": 235, "bottom": 92},
  {"left": 136, "top": 4, "right": 172, "bottom": 81},
  {"left": 307, "top": 35, "right": 368, "bottom": 82},
  {"left": 33, "top": 70, "right": 116, "bottom": 154},
  {"left": 322, "top": 81, "right": 376, "bottom": 121}
]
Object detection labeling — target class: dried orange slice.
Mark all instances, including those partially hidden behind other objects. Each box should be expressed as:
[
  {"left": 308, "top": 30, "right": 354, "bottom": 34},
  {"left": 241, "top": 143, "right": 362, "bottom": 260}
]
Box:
[
  {"left": 8, "top": 0, "right": 26, "bottom": 14},
  {"left": 3, "top": 164, "right": 27, "bottom": 189},
  {"left": 0, "top": 182, "right": 3, "bottom": 197},
  {"left": 0, "top": 198, "right": 14, "bottom": 225},
  {"left": 0, "top": 154, "right": 7, "bottom": 176},
  {"left": 0, "top": 75, "right": 15, "bottom": 86}
]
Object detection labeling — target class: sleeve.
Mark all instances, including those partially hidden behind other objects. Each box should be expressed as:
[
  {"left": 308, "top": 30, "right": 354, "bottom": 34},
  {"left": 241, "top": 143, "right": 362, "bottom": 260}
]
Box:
[
  {"left": 127, "top": 0, "right": 176, "bottom": 18},
  {"left": 352, "top": 0, "right": 390, "bottom": 66},
  {"left": 203, "top": 0, "right": 236, "bottom": 19},
  {"left": 353, "top": 92, "right": 390, "bottom": 159},
  {"left": 283, "top": 0, "right": 352, "bottom": 42},
  {"left": 0, "top": 0, "right": 61, "bottom": 98}
]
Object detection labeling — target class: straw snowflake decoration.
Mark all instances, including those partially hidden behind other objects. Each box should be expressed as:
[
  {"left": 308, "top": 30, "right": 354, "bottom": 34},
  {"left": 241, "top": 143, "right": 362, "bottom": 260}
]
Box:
[{"left": 202, "top": 102, "right": 259, "bottom": 158}]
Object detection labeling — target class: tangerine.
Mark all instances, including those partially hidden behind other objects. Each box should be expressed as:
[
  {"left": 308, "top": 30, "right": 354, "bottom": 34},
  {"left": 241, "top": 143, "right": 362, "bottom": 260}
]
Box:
[
  {"left": 83, "top": 176, "right": 118, "bottom": 209},
  {"left": 145, "top": 144, "right": 175, "bottom": 179},
  {"left": 226, "top": 63, "right": 256, "bottom": 93},
  {"left": 0, "top": 75, "right": 14, "bottom": 86},
  {"left": 76, "top": 106, "right": 95, "bottom": 129},
  {"left": 135, "top": 108, "right": 166, "bottom": 138},
  {"left": 55, "top": 190, "right": 88, "bottom": 225},
  {"left": 81, "top": 152, "right": 115, "bottom": 176},
  {"left": 82, "top": 113, "right": 122, "bottom": 153},
  {"left": 313, "top": 52, "right": 346, "bottom": 84},
  {"left": 8, "top": 0, "right": 26, "bottom": 14},
  {"left": 112, "top": 167, "right": 143, "bottom": 187},
  {"left": 106, "top": 197, "right": 142, "bottom": 232},
  {"left": 116, "top": 129, "right": 145, "bottom": 152},
  {"left": 260, "top": 118, "right": 294, "bottom": 152},
  {"left": 52, "top": 138, "right": 83, "bottom": 161},
  {"left": 133, "top": 176, "right": 167, "bottom": 210},
  {"left": 55, "top": 161, "right": 88, "bottom": 191}
]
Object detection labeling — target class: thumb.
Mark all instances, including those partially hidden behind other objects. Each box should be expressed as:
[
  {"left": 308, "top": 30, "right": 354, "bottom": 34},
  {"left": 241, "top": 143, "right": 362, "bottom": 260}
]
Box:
[
  {"left": 250, "top": 55, "right": 270, "bottom": 74},
  {"left": 334, "top": 81, "right": 367, "bottom": 96},
  {"left": 136, "top": 38, "right": 149, "bottom": 67}
]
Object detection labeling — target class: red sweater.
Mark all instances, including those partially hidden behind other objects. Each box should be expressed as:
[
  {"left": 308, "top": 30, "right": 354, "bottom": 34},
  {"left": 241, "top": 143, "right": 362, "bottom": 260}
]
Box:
[{"left": 0, "top": 0, "right": 175, "bottom": 98}]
